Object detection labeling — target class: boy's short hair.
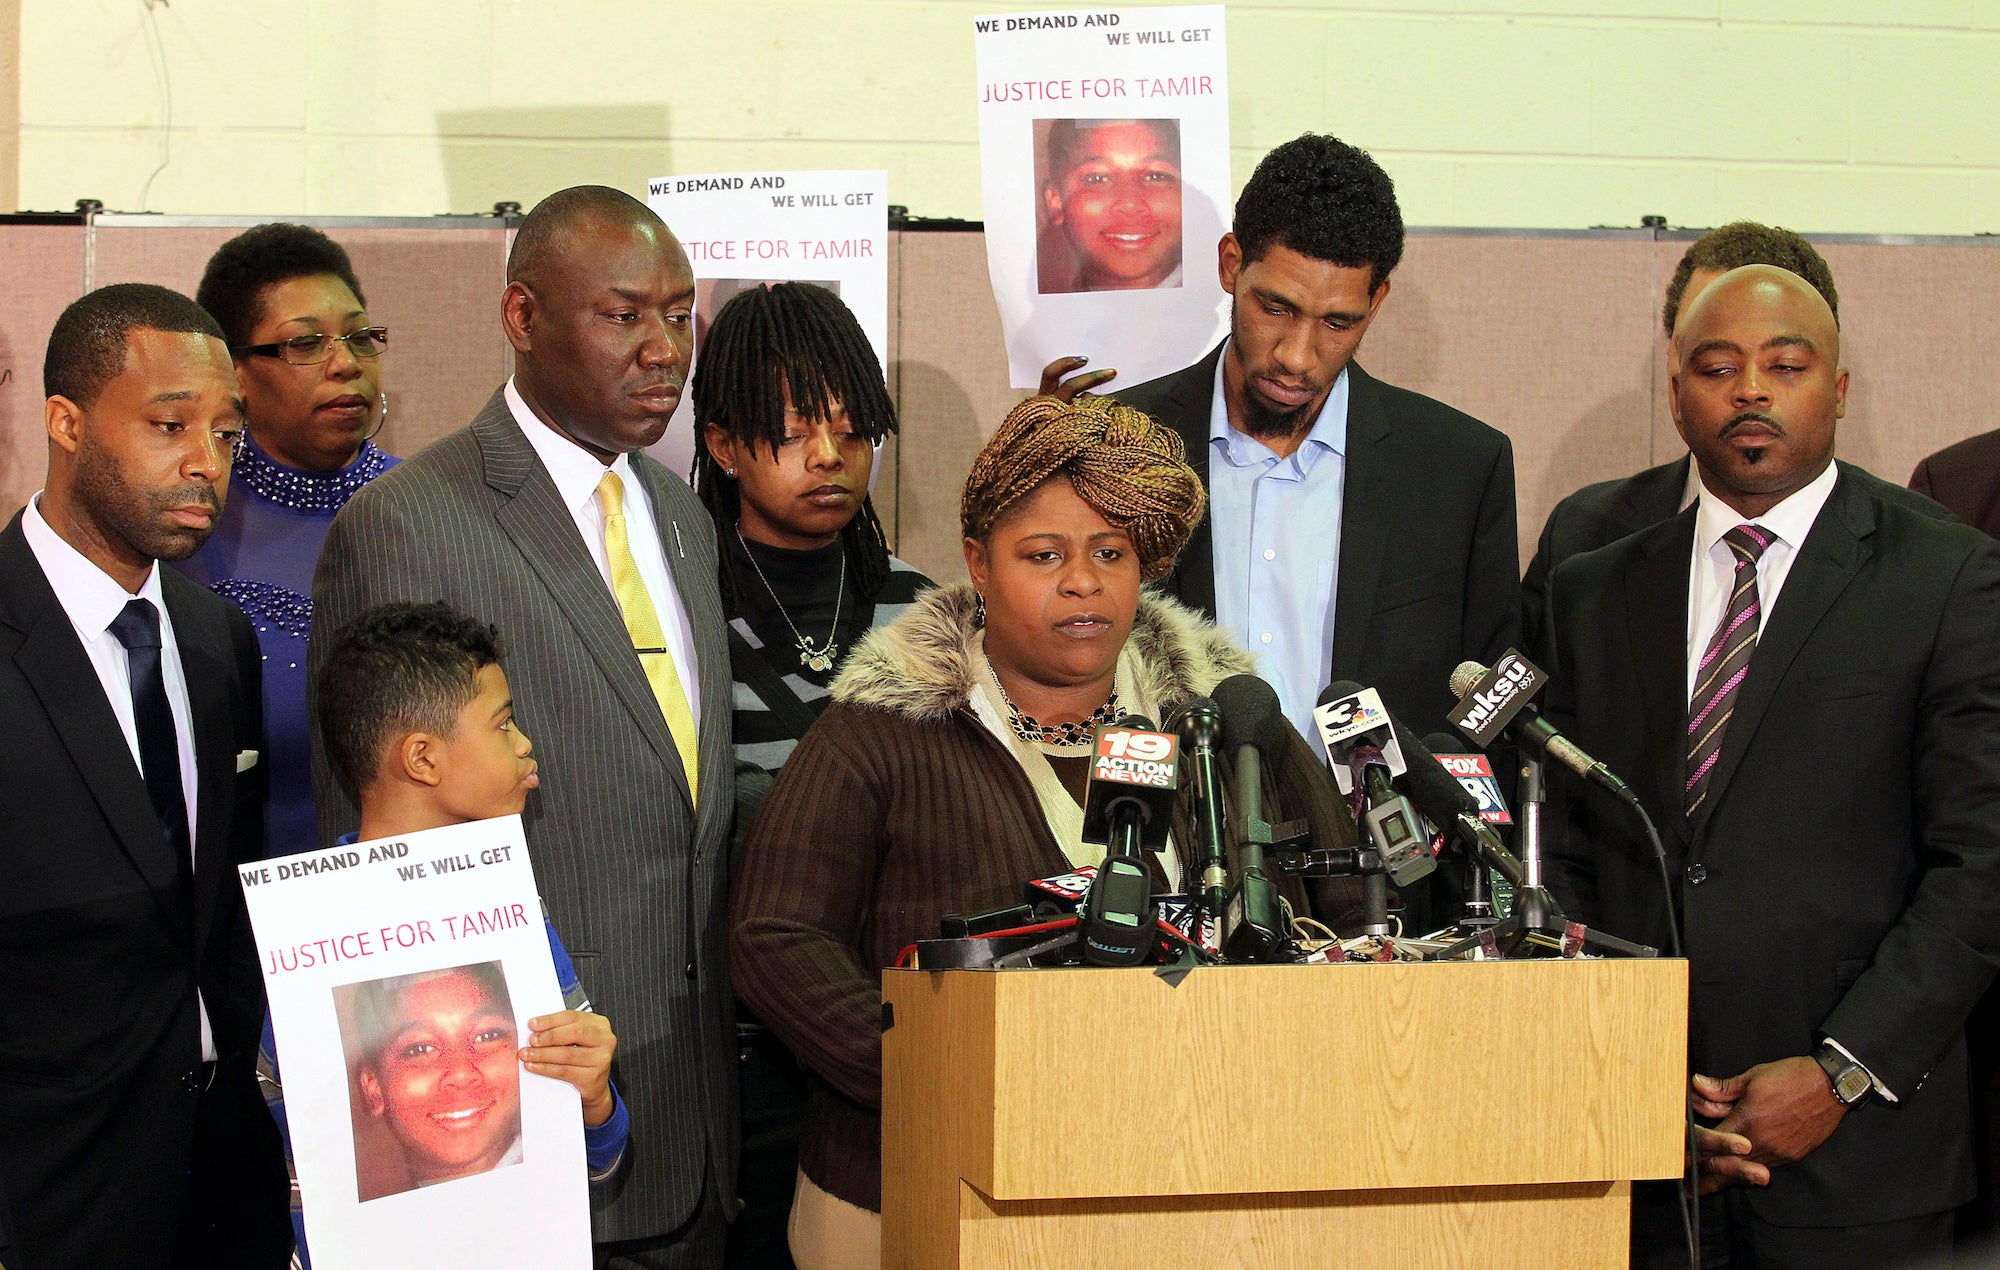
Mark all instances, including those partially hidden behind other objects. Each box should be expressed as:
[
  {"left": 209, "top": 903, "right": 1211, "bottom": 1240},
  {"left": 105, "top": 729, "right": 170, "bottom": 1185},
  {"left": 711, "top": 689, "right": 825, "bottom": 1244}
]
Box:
[{"left": 317, "top": 601, "right": 505, "bottom": 799}]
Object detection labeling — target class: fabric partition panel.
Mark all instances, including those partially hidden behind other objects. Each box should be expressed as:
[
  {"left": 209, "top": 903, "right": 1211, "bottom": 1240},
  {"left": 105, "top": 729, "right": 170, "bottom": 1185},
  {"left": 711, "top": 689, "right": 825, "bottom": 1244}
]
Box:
[{"left": 3, "top": 219, "right": 1997, "bottom": 585}]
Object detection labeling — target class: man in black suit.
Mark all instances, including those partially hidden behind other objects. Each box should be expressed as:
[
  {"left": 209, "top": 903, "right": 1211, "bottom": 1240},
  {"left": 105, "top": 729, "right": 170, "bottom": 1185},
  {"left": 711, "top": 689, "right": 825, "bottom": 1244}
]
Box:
[
  {"left": 0, "top": 284, "right": 289, "bottom": 1268},
  {"left": 1543, "top": 265, "right": 2000, "bottom": 1267},
  {"left": 1911, "top": 427, "right": 2000, "bottom": 538},
  {"left": 1521, "top": 222, "right": 1844, "bottom": 652},
  {"left": 1112, "top": 133, "right": 1516, "bottom": 932}
]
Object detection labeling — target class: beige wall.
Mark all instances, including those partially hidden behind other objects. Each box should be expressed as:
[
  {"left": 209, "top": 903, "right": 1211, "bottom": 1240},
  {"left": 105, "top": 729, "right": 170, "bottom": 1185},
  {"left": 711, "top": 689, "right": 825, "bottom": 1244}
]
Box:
[
  {"left": 0, "top": 0, "right": 17, "bottom": 215},
  {"left": 11, "top": 1, "right": 2000, "bottom": 232}
]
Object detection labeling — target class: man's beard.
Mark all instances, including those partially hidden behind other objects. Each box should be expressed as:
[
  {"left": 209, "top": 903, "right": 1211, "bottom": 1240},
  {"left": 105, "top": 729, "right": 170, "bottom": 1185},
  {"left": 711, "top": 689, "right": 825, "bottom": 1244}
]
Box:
[
  {"left": 1239, "top": 389, "right": 1315, "bottom": 441},
  {"left": 74, "top": 437, "right": 221, "bottom": 563}
]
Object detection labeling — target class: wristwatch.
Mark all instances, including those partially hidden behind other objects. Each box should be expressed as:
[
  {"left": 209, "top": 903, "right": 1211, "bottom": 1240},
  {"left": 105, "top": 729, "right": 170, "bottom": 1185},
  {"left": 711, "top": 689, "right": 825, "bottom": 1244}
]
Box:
[{"left": 1813, "top": 1039, "right": 1872, "bottom": 1106}]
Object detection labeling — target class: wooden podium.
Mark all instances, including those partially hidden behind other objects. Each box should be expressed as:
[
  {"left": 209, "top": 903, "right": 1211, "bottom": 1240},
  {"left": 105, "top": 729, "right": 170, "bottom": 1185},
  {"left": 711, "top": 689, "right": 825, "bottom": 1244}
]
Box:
[{"left": 882, "top": 960, "right": 1686, "bottom": 1269}]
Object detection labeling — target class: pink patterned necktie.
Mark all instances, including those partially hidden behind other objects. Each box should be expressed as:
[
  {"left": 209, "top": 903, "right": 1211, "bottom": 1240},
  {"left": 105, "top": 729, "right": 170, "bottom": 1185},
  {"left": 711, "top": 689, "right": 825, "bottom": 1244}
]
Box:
[{"left": 1686, "top": 523, "right": 1772, "bottom": 817}]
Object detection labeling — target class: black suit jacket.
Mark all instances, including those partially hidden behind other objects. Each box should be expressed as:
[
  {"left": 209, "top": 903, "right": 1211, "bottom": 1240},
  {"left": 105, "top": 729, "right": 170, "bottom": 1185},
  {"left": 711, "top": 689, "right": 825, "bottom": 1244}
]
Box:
[
  {"left": 1116, "top": 344, "right": 1522, "bottom": 740},
  {"left": 1911, "top": 426, "right": 2000, "bottom": 538},
  {"left": 0, "top": 512, "right": 274, "bottom": 1268},
  {"left": 1521, "top": 456, "right": 1691, "bottom": 656},
  {"left": 1541, "top": 464, "right": 2000, "bottom": 1225}
]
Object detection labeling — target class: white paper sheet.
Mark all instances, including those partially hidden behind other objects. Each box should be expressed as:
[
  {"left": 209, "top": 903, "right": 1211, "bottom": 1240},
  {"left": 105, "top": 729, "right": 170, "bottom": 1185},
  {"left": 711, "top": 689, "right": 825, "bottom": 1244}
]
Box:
[
  {"left": 975, "top": 6, "right": 1231, "bottom": 388},
  {"left": 239, "top": 817, "right": 589, "bottom": 1268},
  {"left": 644, "top": 169, "right": 891, "bottom": 475}
]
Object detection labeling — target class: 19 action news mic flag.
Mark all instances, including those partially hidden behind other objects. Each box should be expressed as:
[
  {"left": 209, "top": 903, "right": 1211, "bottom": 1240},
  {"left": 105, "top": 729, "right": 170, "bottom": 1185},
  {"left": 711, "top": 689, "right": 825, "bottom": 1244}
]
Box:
[{"left": 1078, "top": 716, "right": 1179, "bottom": 965}]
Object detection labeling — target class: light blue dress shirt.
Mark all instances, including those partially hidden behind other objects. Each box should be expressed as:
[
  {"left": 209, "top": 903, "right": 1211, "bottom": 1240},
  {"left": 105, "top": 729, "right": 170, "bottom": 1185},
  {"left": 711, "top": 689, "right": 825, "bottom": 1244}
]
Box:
[{"left": 1206, "top": 348, "right": 1350, "bottom": 742}]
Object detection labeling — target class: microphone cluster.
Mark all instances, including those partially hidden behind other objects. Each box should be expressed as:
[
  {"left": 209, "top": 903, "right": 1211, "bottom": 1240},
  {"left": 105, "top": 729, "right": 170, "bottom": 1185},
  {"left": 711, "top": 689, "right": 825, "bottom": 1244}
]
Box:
[{"left": 928, "top": 654, "right": 1664, "bottom": 968}]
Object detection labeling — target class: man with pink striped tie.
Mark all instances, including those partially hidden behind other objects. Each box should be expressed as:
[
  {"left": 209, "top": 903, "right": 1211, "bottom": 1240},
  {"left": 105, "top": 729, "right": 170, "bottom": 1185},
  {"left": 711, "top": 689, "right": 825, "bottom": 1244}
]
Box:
[{"left": 1538, "top": 264, "right": 2000, "bottom": 1268}]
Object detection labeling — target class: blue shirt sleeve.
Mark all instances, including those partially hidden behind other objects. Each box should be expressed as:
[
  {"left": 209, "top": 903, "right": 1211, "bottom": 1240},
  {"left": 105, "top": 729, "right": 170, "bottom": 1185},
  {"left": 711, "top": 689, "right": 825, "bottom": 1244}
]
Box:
[{"left": 545, "top": 913, "right": 630, "bottom": 1184}]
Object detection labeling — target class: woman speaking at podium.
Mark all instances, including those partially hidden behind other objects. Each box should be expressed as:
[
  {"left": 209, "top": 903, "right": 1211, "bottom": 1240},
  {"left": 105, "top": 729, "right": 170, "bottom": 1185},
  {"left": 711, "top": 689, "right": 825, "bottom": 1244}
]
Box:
[{"left": 729, "top": 393, "right": 1360, "bottom": 1270}]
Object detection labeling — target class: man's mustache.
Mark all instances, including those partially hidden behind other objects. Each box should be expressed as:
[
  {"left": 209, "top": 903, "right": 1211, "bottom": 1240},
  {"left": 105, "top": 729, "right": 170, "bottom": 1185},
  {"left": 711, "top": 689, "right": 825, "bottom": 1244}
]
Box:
[
  {"left": 1720, "top": 411, "right": 1784, "bottom": 439},
  {"left": 156, "top": 483, "right": 222, "bottom": 514}
]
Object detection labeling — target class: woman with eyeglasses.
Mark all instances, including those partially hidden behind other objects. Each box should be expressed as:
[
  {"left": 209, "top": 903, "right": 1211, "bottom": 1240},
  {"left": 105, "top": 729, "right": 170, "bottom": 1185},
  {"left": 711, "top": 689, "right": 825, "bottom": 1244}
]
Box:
[{"left": 179, "top": 223, "right": 397, "bottom": 858}]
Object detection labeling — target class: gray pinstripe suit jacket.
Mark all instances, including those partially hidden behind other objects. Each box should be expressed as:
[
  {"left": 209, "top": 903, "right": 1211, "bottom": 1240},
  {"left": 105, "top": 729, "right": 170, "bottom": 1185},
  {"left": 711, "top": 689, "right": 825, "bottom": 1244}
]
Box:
[{"left": 310, "top": 387, "right": 737, "bottom": 1244}]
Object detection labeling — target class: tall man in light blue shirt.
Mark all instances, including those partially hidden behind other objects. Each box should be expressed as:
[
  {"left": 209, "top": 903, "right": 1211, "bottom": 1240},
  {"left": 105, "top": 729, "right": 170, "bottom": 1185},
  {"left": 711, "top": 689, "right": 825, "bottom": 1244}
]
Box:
[
  {"left": 1206, "top": 354, "right": 1351, "bottom": 739},
  {"left": 1115, "top": 133, "right": 1521, "bottom": 934}
]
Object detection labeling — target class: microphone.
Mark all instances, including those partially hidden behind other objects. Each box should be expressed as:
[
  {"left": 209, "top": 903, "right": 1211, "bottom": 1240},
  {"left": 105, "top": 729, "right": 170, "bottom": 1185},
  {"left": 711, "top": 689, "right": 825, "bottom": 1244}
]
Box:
[
  {"left": 1405, "top": 732, "right": 1527, "bottom": 891},
  {"left": 1313, "top": 682, "right": 1435, "bottom": 887},
  {"left": 1167, "top": 696, "right": 1230, "bottom": 948},
  {"left": 1078, "top": 714, "right": 1178, "bottom": 966},
  {"left": 1210, "top": 674, "right": 1289, "bottom": 963},
  {"left": 1446, "top": 655, "right": 1636, "bottom": 802}
]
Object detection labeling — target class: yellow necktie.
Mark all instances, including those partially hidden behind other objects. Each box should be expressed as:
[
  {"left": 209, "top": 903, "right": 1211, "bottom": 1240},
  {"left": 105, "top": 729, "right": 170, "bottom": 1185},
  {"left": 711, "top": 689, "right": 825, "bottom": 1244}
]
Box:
[{"left": 596, "top": 471, "right": 699, "bottom": 802}]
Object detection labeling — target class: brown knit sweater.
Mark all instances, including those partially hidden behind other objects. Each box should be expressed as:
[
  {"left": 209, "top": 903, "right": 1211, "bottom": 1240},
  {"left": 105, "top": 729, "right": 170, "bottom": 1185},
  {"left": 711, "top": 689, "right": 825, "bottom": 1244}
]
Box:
[{"left": 727, "top": 584, "right": 1363, "bottom": 1211}]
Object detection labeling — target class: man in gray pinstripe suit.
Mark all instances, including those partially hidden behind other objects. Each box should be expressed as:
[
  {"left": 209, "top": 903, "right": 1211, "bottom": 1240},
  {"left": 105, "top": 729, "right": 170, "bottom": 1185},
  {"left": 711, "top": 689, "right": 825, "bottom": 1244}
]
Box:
[{"left": 311, "top": 187, "right": 736, "bottom": 1267}]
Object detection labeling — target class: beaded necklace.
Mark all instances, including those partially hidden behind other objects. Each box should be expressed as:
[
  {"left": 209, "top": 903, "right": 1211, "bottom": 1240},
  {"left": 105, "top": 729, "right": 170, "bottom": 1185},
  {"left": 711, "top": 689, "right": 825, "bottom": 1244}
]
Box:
[{"left": 233, "top": 434, "right": 393, "bottom": 514}]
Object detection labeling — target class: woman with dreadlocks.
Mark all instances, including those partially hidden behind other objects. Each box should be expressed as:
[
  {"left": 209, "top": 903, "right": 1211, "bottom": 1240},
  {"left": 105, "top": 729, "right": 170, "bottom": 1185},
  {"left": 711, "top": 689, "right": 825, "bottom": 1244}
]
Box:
[
  {"left": 729, "top": 394, "right": 1364, "bottom": 1269},
  {"left": 687, "top": 281, "right": 930, "bottom": 1270}
]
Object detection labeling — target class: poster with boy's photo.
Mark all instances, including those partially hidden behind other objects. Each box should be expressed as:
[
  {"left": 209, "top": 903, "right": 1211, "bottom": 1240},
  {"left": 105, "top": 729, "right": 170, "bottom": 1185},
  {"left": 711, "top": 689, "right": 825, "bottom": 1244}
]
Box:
[
  {"left": 976, "top": 6, "right": 1230, "bottom": 387},
  {"left": 239, "top": 818, "right": 590, "bottom": 1268}
]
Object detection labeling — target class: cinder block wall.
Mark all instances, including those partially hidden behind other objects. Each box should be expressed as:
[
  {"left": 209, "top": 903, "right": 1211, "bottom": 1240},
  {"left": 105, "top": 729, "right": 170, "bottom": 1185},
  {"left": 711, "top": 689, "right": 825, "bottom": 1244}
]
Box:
[{"left": 14, "top": 0, "right": 2000, "bottom": 233}]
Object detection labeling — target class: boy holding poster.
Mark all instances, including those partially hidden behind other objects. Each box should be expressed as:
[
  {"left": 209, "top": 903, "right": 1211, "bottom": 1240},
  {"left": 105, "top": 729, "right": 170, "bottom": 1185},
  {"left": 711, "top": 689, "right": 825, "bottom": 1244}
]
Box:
[{"left": 262, "top": 602, "right": 628, "bottom": 1263}]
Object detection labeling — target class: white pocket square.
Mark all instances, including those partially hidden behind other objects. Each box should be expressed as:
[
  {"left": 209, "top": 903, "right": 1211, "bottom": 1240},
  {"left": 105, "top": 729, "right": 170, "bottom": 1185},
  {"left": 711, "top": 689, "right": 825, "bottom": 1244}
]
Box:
[{"left": 236, "top": 749, "right": 260, "bottom": 773}]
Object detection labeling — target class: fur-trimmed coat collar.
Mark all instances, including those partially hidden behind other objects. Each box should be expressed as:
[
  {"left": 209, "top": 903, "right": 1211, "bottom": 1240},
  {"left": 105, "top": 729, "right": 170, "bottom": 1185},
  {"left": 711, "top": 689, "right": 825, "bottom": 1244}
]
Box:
[{"left": 833, "top": 581, "right": 1254, "bottom": 721}]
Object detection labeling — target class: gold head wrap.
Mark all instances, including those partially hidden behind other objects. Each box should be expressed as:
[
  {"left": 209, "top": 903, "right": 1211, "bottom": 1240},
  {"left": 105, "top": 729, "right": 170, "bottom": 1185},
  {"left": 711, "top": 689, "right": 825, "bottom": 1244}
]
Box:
[{"left": 960, "top": 394, "right": 1205, "bottom": 581}]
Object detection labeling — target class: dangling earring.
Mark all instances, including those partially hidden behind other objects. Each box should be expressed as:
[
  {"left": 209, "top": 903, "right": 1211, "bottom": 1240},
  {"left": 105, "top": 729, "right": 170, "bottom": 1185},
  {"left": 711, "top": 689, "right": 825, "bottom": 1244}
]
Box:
[
  {"left": 973, "top": 592, "right": 986, "bottom": 629},
  {"left": 364, "top": 390, "right": 388, "bottom": 443}
]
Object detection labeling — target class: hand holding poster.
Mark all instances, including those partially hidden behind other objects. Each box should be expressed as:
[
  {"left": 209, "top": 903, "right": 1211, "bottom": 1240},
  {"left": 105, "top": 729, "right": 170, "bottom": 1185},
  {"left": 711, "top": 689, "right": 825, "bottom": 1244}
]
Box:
[
  {"left": 240, "top": 817, "right": 590, "bottom": 1268},
  {"left": 975, "top": 6, "right": 1230, "bottom": 388},
  {"left": 644, "top": 169, "right": 890, "bottom": 474}
]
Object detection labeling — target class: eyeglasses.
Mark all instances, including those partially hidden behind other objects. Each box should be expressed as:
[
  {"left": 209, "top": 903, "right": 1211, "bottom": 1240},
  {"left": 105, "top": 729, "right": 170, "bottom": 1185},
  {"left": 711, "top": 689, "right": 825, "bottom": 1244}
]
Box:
[{"left": 233, "top": 327, "right": 389, "bottom": 366}]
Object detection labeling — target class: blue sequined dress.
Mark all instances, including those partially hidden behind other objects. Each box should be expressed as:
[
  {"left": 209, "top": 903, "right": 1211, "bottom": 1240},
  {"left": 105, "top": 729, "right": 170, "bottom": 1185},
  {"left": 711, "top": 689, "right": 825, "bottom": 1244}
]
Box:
[{"left": 178, "top": 433, "right": 398, "bottom": 856}]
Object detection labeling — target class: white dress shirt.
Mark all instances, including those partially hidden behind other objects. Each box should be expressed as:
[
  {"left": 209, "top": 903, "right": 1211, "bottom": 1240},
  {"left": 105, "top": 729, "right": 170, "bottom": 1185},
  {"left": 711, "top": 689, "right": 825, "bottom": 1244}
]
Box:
[
  {"left": 505, "top": 378, "right": 702, "bottom": 721},
  {"left": 1684, "top": 459, "right": 1838, "bottom": 704},
  {"left": 23, "top": 492, "right": 215, "bottom": 1061}
]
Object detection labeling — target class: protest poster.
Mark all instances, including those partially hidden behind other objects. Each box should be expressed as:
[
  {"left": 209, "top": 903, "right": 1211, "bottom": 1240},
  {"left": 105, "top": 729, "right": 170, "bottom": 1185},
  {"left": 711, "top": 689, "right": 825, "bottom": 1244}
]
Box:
[
  {"left": 975, "top": 6, "right": 1230, "bottom": 388},
  {"left": 239, "top": 816, "right": 590, "bottom": 1268},
  {"left": 644, "top": 168, "right": 891, "bottom": 475}
]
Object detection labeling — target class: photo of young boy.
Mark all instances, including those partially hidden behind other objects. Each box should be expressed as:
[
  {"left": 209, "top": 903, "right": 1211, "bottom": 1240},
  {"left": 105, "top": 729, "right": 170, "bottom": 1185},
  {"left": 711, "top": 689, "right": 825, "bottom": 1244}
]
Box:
[
  {"left": 1035, "top": 117, "right": 1185, "bottom": 294},
  {"left": 338, "top": 961, "right": 524, "bottom": 1199}
]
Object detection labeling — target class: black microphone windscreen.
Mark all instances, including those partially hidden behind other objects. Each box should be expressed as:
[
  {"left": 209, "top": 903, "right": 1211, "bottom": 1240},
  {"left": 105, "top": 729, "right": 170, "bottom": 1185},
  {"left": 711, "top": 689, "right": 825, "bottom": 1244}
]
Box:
[
  {"left": 1317, "top": 679, "right": 1366, "bottom": 708},
  {"left": 1401, "top": 731, "right": 1482, "bottom": 818},
  {"left": 1164, "top": 696, "right": 1216, "bottom": 730},
  {"left": 1213, "top": 673, "right": 1285, "bottom": 754},
  {"left": 1116, "top": 713, "right": 1158, "bottom": 732}
]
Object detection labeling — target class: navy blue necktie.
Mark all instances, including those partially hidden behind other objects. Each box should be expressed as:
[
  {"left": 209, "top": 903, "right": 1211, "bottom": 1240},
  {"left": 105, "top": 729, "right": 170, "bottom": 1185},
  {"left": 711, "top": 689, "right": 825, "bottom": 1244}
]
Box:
[{"left": 108, "top": 598, "right": 192, "bottom": 881}]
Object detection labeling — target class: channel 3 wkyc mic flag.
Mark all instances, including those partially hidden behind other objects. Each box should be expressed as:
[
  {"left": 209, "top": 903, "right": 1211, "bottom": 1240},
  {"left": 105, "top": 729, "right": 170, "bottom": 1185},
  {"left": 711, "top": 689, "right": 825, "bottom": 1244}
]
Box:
[{"left": 239, "top": 816, "right": 591, "bottom": 1268}]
